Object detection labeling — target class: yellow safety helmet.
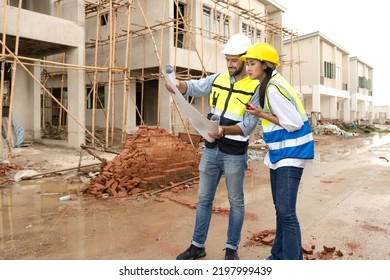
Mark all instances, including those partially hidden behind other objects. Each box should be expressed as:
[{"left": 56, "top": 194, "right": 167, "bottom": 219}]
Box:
[{"left": 239, "top": 43, "right": 280, "bottom": 68}]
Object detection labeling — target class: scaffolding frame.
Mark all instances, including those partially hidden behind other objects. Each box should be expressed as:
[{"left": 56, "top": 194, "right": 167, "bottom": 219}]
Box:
[{"left": 0, "top": 0, "right": 299, "bottom": 159}]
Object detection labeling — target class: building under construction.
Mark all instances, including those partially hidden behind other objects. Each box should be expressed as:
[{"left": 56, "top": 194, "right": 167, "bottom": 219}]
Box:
[{"left": 0, "top": 0, "right": 295, "bottom": 154}]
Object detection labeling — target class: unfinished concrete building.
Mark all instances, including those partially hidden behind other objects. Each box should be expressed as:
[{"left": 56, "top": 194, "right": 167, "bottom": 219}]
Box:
[
  {"left": 0, "top": 0, "right": 85, "bottom": 154},
  {"left": 1, "top": 0, "right": 294, "bottom": 153}
]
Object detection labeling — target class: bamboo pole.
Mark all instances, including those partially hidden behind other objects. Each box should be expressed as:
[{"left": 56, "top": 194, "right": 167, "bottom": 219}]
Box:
[
  {"left": 173, "top": 0, "right": 182, "bottom": 135},
  {"left": 156, "top": 0, "right": 167, "bottom": 128},
  {"left": 289, "top": 31, "right": 293, "bottom": 83},
  {"left": 150, "top": 176, "right": 199, "bottom": 195},
  {"left": 121, "top": 0, "right": 133, "bottom": 144},
  {"left": 91, "top": 0, "right": 101, "bottom": 146},
  {"left": 58, "top": 53, "right": 65, "bottom": 129},
  {"left": 200, "top": 0, "right": 204, "bottom": 75},
  {"left": 0, "top": 53, "right": 111, "bottom": 72},
  {"left": 297, "top": 35, "right": 303, "bottom": 95},
  {"left": 0, "top": 0, "right": 8, "bottom": 160},
  {"left": 173, "top": 0, "right": 179, "bottom": 68},
  {"left": 105, "top": 0, "right": 113, "bottom": 147},
  {"left": 139, "top": 0, "right": 146, "bottom": 126},
  {"left": 19, "top": 163, "right": 102, "bottom": 181},
  {"left": 110, "top": 7, "right": 118, "bottom": 146},
  {"left": 6, "top": 0, "right": 23, "bottom": 159},
  {"left": 41, "top": 73, "right": 50, "bottom": 132}
]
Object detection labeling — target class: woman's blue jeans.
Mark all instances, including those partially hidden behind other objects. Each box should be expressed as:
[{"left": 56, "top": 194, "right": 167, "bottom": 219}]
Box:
[
  {"left": 191, "top": 145, "right": 247, "bottom": 250},
  {"left": 267, "top": 166, "right": 304, "bottom": 260}
]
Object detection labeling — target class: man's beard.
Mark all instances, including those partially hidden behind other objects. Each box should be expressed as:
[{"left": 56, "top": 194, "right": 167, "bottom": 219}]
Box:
[{"left": 231, "top": 62, "right": 244, "bottom": 76}]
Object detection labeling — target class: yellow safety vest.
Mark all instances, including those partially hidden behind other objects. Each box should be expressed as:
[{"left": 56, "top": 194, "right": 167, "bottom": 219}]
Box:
[
  {"left": 210, "top": 73, "right": 259, "bottom": 121},
  {"left": 207, "top": 73, "right": 259, "bottom": 155}
]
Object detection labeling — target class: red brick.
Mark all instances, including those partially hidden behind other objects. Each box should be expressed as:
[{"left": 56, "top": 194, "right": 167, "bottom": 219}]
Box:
[
  {"left": 261, "top": 235, "right": 275, "bottom": 245},
  {"left": 302, "top": 244, "right": 314, "bottom": 254}
]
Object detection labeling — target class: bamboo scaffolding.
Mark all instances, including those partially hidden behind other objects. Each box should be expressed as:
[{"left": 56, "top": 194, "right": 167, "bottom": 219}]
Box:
[
  {"left": 0, "top": 0, "right": 300, "bottom": 158},
  {"left": 0, "top": 41, "right": 103, "bottom": 147},
  {"left": 135, "top": 0, "right": 195, "bottom": 148},
  {"left": 211, "top": 0, "right": 295, "bottom": 40}
]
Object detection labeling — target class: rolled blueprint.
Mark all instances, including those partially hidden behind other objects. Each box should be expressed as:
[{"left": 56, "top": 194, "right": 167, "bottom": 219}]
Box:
[{"left": 164, "top": 65, "right": 219, "bottom": 142}]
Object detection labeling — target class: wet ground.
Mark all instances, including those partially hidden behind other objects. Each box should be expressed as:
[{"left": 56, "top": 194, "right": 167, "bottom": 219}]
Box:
[{"left": 0, "top": 132, "right": 390, "bottom": 260}]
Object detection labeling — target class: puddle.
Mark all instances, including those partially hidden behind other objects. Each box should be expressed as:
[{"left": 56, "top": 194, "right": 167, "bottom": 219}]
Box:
[{"left": 1, "top": 132, "right": 390, "bottom": 260}]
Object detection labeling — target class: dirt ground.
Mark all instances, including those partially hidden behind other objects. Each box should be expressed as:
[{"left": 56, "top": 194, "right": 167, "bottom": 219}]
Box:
[{"left": 0, "top": 129, "right": 390, "bottom": 260}]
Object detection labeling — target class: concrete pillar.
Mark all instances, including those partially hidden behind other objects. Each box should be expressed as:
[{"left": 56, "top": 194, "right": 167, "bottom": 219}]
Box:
[
  {"left": 329, "top": 96, "right": 337, "bottom": 119},
  {"left": 33, "top": 63, "right": 41, "bottom": 140},
  {"left": 63, "top": 0, "right": 85, "bottom": 148},
  {"left": 312, "top": 85, "right": 321, "bottom": 112},
  {"left": 351, "top": 93, "right": 357, "bottom": 111},
  {"left": 159, "top": 77, "right": 172, "bottom": 133},
  {"left": 369, "top": 102, "right": 374, "bottom": 124},
  {"left": 127, "top": 84, "right": 137, "bottom": 134},
  {"left": 343, "top": 98, "right": 351, "bottom": 123},
  {"left": 66, "top": 46, "right": 85, "bottom": 148}
]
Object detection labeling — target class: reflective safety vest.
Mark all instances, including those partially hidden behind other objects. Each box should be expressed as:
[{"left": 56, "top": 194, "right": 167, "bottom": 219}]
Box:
[
  {"left": 208, "top": 73, "right": 259, "bottom": 155},
  {"left": 262, "top": 72, "right": 314, "bottom": 163}
]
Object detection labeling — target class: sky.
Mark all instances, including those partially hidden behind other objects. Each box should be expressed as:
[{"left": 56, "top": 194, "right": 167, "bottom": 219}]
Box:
[{"left": 276, "top": 0, "right": 389, "bottom": 105}]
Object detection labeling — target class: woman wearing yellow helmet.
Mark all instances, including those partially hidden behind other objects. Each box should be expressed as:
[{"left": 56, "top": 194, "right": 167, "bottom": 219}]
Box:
[{"left": 240, "top": 43, "right": 314, "bottom": 260}]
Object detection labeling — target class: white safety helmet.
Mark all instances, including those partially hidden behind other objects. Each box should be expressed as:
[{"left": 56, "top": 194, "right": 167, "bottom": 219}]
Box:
[{"left": 221, "top": 33, "right": 252, "bottom": 55}]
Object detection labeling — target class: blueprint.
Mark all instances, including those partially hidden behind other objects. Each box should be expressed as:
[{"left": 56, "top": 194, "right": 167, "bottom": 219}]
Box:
[{"left": 164, "top": 65, "right": 219, "bottom": 143}]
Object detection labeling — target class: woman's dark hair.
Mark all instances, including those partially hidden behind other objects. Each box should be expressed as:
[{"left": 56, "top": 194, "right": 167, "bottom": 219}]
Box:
[{"left": 259, "top": 64, "right": 274, "bottom": 108}]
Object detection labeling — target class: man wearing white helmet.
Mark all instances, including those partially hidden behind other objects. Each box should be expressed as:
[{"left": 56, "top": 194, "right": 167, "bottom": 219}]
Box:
[{"left": 166, "top": 33, "right": 260, "bottom": 260}]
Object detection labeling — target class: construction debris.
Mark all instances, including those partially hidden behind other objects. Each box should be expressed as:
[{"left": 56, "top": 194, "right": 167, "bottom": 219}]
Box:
[
  {"left": 245, "top": 229, "right": 345, "bottom": 260},
  {"left": 312, "top": 121, "right": 388, "bottom": 136},
  {"left": 0, "top": 162, "right": 22, "bottom": 185}
]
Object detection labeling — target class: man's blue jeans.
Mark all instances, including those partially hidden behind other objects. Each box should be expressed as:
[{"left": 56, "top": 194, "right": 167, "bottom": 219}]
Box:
[
  {"left": 191, "top": 145, "right": 247, "bottom": 250},
  {"left": 268, "top": 166, "right": 304, "bottom": 260}
]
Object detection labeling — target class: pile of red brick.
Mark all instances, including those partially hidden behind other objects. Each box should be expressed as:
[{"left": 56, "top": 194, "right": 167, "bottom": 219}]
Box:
[{"left": 84, "top": 126, "right": 201, "bottom": 198}]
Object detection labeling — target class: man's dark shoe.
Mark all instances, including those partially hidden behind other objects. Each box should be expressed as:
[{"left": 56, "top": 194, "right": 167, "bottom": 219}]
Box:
[
  {"left": 176, "top": 244, "right": 206, "bottom": 260},
  {"left": 224, "top": 248, "right": 239, "bottom": 260}
]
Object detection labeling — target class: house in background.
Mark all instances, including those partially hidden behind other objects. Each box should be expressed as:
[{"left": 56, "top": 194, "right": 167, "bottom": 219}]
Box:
[
  {"left": 283, "top": 31, "right": 374, "bottom": 125},
  {"left": 374, "top": 105, "right": 390, "bottom": 124},
  {"left": 349, "top": 56, "right": 374, "bottom": 124}
]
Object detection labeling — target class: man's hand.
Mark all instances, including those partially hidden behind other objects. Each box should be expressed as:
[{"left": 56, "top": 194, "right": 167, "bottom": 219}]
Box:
[
  {"left": 165, "top": 79, "right": 176, "bottom": 94},
  {"left": 208, "top": 126, "right": 224, "bottom": 140},
  {"left": 165, "top": 79, "right": 186, "bottom": 94}
]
